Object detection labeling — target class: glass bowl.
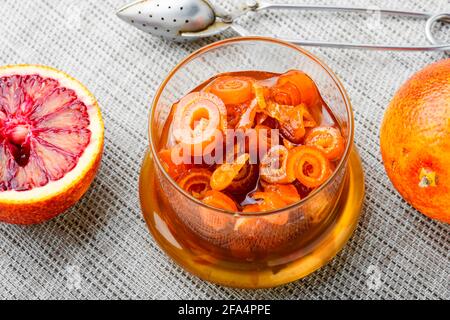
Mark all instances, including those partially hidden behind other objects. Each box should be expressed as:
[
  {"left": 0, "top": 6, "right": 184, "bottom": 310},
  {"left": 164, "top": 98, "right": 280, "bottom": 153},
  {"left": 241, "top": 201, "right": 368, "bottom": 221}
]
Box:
[{"left": 140, "top": 37, "right": 365, "bottom": 288}]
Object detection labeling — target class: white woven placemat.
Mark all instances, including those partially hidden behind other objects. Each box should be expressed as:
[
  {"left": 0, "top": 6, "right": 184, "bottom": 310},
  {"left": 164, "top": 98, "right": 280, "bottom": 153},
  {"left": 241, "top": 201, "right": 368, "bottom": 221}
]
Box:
[{"left": 0, "top": 0, "right": 448, "bottom": 299}]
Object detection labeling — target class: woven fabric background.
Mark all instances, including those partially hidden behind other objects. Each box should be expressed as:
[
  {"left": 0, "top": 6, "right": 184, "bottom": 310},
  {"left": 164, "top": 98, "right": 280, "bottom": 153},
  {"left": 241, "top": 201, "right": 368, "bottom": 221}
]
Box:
[{"left": 0, "top": 0, "right": 449, "bottom": 299}]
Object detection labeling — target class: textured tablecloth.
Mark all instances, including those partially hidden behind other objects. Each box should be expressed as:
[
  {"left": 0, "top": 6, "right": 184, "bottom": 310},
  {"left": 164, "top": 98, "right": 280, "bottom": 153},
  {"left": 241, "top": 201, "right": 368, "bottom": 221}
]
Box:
[{"left": 0, "top": 0, "right": 449, "bottom": 300}]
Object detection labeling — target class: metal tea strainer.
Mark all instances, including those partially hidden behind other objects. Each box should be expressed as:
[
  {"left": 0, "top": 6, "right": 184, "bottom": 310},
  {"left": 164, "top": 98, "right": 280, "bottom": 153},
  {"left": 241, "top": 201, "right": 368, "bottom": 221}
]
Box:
[{"left": 116, "top": 0, "right": 450, "bottom": 51}]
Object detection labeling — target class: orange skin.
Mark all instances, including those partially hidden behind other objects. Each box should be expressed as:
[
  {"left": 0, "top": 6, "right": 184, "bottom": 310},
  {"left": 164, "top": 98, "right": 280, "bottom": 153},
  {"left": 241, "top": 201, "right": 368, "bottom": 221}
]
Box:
[
  {"left": 380, "top": 58, "right": 450, "bottom": 224},
  {"left": 0, "top": 147, "right": 102, "bottom": 225}
]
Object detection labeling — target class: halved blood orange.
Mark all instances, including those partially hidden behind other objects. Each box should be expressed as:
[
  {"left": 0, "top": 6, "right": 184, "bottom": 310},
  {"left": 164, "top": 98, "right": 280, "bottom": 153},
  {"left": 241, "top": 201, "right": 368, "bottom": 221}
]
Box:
[{"left": 0, "top": 65, "right": 104, "bottom": 225}]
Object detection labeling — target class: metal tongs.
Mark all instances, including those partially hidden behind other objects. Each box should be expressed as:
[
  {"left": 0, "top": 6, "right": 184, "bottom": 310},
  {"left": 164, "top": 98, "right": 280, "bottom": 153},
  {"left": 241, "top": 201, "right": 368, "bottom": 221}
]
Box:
[{"left": 116, "top": 0, "right": 450, "bottom": 51}]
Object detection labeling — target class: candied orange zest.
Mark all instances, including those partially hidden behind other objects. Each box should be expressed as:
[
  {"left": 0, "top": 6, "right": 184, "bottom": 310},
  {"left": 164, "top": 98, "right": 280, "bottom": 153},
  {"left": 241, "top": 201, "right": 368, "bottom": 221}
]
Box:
[
  {"left": 241, "top": 192, "right": 290, "bottom": 223},
  {"left": 263, "top": 213, "right": 289, "bottom": 225},
  {"left": 252, "top": 191, "right": 287, "bottom": 210},
  {"left": 210, "top": 76, "right": 254, "bottom": 106},
  {"left": 253, "top": 83, "right": 268, "bottom": 110},
  {"left": 279, "top": 104, "right": 317, "bottom": 144},
  {"left": 176, "top": 168, "right": 212, "bottom": 198},
  {"left": 271, "top": 82, "right": 302, "bottom": 106},
  {"left": 200, "top": 190, "right": 236, "bottom": 230},
  {"left": 236, "top": 99, "right": 258, "bottom": 129},
  {"left": 260, "top": 145, "right": 294, "bottom": 184},
  {"left": 241, "top": 204, "right": 261, "bottom": 213},
  {"left": 172, "top": 92, "right": 227, "bottom": 154},
  {"left": 277, "top": 70, "right": 320, "bottom": 107},
  {"left": 210, "top": 153, "right": 250, "bottom": 191},
  {"left": 226, "top": 162, "right": 258, "bottom": 194},
  {"left": 304, "top": 126, "right": 345, "bottom": 161},
  {"left": 283, "top": 138, "right": 296, "bottom": 150},
  {"left": 255, "top": 124, "right": 279, "bottom": 156},
  {"left": 299, "top": 104, "right": 317, "bottom": 128},
  {"left": 202, "top": 190, "right": 238, "bottom": 212},
  {"left": 263, "top": 184, "right": 301, "bottom": 205},
  {"left": 265, "top": 101, "right": 289, "bottom": 122},
  {"left": 158, "top": 146, "right": 189, "bottom": 180},
  {"left": 286, "top": 146, "right": 332, "bottom": 188},
  {"left": 255, "top": 112, "right": 268, "bottom": 125}
]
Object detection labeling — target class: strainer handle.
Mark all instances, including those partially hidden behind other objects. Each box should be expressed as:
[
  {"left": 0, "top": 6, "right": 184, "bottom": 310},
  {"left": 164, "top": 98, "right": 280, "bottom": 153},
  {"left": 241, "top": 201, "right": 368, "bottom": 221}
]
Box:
[{"left": 235, "top": 2, "right": 450, "bottom": 51}]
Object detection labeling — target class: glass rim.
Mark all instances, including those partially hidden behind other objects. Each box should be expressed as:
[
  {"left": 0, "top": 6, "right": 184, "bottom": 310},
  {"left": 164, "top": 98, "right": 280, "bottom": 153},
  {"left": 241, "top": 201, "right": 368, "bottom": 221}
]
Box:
[{"left": 148, "top": 36, "right": 355, "bottom": 217}]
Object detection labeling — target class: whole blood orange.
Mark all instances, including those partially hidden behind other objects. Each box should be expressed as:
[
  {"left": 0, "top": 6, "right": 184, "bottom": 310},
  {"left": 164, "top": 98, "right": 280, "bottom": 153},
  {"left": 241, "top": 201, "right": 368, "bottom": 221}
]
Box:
[
  {"left": 380, "top": 59, "right": 450, "bottom": 224},
  {"left": 0, "top": 65, "right": 104, "bottom": 224}
]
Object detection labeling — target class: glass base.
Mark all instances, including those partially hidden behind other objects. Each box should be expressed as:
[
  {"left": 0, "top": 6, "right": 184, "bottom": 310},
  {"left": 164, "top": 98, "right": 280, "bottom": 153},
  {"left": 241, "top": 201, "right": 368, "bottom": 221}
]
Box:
[{"left": 139, "top": 147, "right": 365, "bottom": 289}]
